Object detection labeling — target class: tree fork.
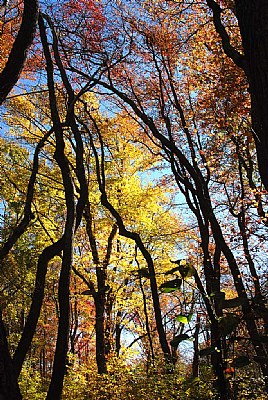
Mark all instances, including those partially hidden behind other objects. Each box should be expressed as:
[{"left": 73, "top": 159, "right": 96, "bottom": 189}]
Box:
[
  {"left": 85, "top": 117, "right": 173, "bottom": 366},
  {"left": 39, "top": 14, "right": 76, "bottom": 400},
  {"left": 208, "top": 0, "right": 268, "bottom": 190},
  {"left": 12, "top": 238, "right": 64, "bottom": 377},
  {"left": 0, "top": 311, "right": 22, "bottom": 400}
]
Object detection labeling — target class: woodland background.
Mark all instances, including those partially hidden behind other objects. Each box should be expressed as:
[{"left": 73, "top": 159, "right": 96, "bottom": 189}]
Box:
[{"left": 0, "top": 1, "right": 268, "bottom": 399}]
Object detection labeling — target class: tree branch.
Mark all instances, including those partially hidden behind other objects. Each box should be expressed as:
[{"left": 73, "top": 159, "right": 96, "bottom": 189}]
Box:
[
  {"left": 206, "top": 0, "right": 248, "bottom": 72},
  {"left": 0, "top": 0, "right": 39, "bottom": 104}
]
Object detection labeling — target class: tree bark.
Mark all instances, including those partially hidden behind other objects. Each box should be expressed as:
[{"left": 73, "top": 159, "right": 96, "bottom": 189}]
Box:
[
  {"left": 235, "top": 1, "right": 268, "bottom": 191},
  {"left": 0, "top": 311, "right": 22, "bottom": 400},
  {"left": 13, "top": 238, "right": 64, "bottom": 377},
  {"left": 0, "top": 0, "right": 39, "bottom": 104},
  {"left": 95, "top": 294, "right": 107, "bottom": 374},
  {"left": 208, "top": 0, "right": 268, "bottom": 190},
  {"left": 192, "top": 313, "right": 200, "bottom": 379},
  {"left": 39, "top": 14, "right": 76, "bottom": 399}
]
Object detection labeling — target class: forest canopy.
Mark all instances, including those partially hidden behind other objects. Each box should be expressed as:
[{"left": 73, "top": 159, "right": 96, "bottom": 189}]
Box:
[{"left": 0, "top": 1, "right": 268, "bottom": 399}]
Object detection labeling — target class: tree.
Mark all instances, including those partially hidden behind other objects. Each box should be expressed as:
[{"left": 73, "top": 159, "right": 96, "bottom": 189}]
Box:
[
  {"left": 0, "top": 0, "right": 38, "bottom": 104},
  {"left": 207, "top": 0, "right": 268, "bottom": 190},
  {"left": 61, "top": 1, "right": 268, "bottom": 397},
  {"left": 1, "top": 1, "right": 268, "bottom": 399}
]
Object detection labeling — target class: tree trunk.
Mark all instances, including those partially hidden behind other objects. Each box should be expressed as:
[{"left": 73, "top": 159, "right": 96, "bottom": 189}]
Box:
[
  {"left": 0, "top": 311, "right": 22, "bottom": 400},
  {"left": 95, "top": 294, "right": 107, "bottom": 374},
  {"left": 13, "top": 238, "right": 64, "bottom": 377},
  {"left": 115, "top": 311, "right": 122, "bottom": 356},
  {"left": 39, "top": 14, "right": 76, "bottom": 399},
  {"left": 0, "top": 0, "right": 38, "bottom": 104},
  {"left": 192, "top": 313, "right": 200, "bottom": 379},
  {"left": 235, "top": 1, "right": 268, "bottom": 190}
]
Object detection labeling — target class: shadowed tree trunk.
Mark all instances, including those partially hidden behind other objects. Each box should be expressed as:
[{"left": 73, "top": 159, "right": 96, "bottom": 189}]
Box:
[
  {"left": 0, "top": 0, "right": 39, "bottom": 104},
  {"left": 207, "top": 0, "right": 268, "bottom": 190},
  {"left": 13, "top": 238, "right": 64, "bottom": 377},
  {"left": 0, "top": 311, "right": 22, "bottom": 400},
  {"left": 235, "top": 0, "right": 268, "bottom": 191},
  {"left": 192, "top": 313, "right": 200, "bottom": 379},
  {"left": 39, "top": 14, "right": 76, "bottom": 400}
]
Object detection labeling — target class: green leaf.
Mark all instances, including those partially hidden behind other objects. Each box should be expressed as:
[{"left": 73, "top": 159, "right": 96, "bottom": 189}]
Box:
[
  {"left": 176, "top": 313, "right": 193, "bottom": 324},
  {"left": 218, "top": 314, "right": 240, "bottom": 336},
  {"left": 222, "top": 297, "right": 247, "bottom": 309},
  {"left": 176, "top": 315, "right": 188, "bottom": 324},
  {"left": 169, "top": 260, "right": 196, "bottom": 278},
  {"left": 187, "top": 313, "right": 193, "bottom": 322},
  {"left": 232, "top": 356, "right": 250, "bottom": 368},
  {"left": 161, "top": 287, "right": 177, "bottom": 293},
  {"left": 178, "top": 263, "right": 196, "bottom": 278},
  {"left": 160, "top": 278, "right": 182, "bottom": 293},
  {"left": 170, "top": 333, "right": 190, "bottom": 348}
]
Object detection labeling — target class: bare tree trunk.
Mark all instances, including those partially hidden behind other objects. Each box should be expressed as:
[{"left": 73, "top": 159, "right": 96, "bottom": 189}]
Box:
[
  {"left": 192, "top": 313, "right": 200, "bottom": 379},
  {"left": 0, "top": 311, "right": 22, "bottom": 400},
  {"left": 208, "top": 0, "right": 268, "bottom": 190},
  {"left": 0, "top": 0, "right": 39, "bottom": 104},
  {"left": 234, "top": 1, "right": 268, "bottom": 190},
  {"left": 115, "top": 311, "right": 122, "bottom": 356},
  {"left": 13, "top": 238, "right": 64, "bottom": 377},
  {"left": 95, "top": 294, "right": 107, "bottom": 374},
  {"left": 39, "top": 15, "right": 76, "bottom": 399}
]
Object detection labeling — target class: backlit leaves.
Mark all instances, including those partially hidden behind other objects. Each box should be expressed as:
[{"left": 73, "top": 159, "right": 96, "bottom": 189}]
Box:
[
  {"left": 159, "top": 278, "right": 182, "bottom": 293},
  {"left": 176, "top": 313, "right": 193, "bottom": 324}
]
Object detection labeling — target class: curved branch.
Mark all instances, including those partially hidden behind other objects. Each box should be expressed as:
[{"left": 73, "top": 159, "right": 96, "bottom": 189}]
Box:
[
  {"left": 0, "top": 0, "right": 39, "bottom": 104},
  {"left": 83, "top": 114, "right": 173, "bottom": 366},
  {"left": 12, "top": 237, "right": 64, "bottom": 377},
  {"left": 0, "top": 128, "right": 53, "bottom": 268},
  {"left": 206, "top": 0, "right": 248, "bottom": 73}
]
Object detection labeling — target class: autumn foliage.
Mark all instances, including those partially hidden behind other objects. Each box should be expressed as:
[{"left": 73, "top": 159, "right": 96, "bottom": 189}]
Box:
[{"left": 0, "top": 1, "right": 268, "bottom": 400}]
